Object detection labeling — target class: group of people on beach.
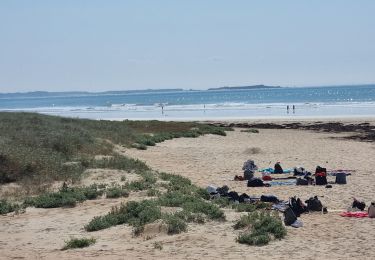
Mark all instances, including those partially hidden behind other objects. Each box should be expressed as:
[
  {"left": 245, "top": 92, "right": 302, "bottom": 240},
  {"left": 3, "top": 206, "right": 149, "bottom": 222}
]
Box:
[{"left": 287, "top": 105, "right": 296, "bottom": 113}]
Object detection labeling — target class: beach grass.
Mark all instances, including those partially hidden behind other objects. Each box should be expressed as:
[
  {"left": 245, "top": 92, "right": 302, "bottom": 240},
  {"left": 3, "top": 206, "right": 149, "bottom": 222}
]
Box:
[
  {"left": 62, "top": 237, "right": 96, "bottom": 250},
  {"left": 235, "top": 211, "right": 286, "bottom": 246},
  {"left": 0, "top": 112, "right": 230, "bottom": 189}
]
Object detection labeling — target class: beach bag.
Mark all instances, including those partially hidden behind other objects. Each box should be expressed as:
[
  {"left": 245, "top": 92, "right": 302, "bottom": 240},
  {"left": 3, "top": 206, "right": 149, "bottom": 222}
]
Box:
[
  {"left": 294, "top": 167, "right": 305, "bottom": 176},
  {"left": 216, "top": 185, "right": 229, "bottom": 196},
  {"left": 352, "top": 200, "right": 366, "bottom": 211},
  {"left": 228, "top": 191, "right": 239, "bottom": 202},
  {"left": 305, "top": 196, "right": 323, "bottom": 211},
  {"left": 368, "top": 204, "right": 375, "bottom": 218},
  {"left": 247, "top": 178, "right": 264, "bottom": 187},
  {"left": 315, "top": 175, "right": 327, "bottom": 185},
  {"left": 260, "top": 195, "right": 279, "bottom": 203},
  {"left": 243, "top": 169, "right": 254, "bottom": 180},
  {"left": 274, "top": 162, "right": 283, "bottom": 174},
  {"left": 284, "top": 207, "right": 297, "bottom": 226},
  {"left": 239, "top": 193, "right": 250, "bottom": 203},
  {"left": 289, "top": 197, "right": 306, "bottom": 217},
  {"left": 335, "top": 172, "right": 347, "bottom": 184},
  {"left": 296, "top": 178, "right": 308, "bottom": 186},
  {"left": 206, "top": 185, "right": 218, "bottom": 194},
  {"left": 315, "top": 166, "right": 327, "bottom": 174}
]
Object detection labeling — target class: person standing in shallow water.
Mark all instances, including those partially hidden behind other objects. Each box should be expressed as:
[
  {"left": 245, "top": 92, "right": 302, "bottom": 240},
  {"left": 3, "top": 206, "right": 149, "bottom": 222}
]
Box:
[
  {"left": 293, "top": 105, "right": 295, "bottom": 113},
  {"left": 287, "top": 105, "right": 289, "bottom": 113}
]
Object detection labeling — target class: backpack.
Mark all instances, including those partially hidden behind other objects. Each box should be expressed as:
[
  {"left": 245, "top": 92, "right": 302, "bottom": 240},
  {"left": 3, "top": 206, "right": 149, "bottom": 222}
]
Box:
[
  {"left": 289, "top": 197, "right": 307, "bottom": 217},
  {"left": 305, "top": 196, "right": 323, "bottom": 211},
  {"left": 335, "top": 172, "right": 347, "bottom": 184},
  {"left": 352, "top": 200, "right": 366, "bottom": 211},
  {"left": 216, "top": 185, "right": 229, "bottom": 196},
  {"left": 284, "top": 207, "right": 297, "bottom": 226},
  {"left": 238, "top": 193, "right": 250, "bottom": 203},
  {"left": 315, "top": 175, "right": 327, "bottom": 185},
  {"left": 315, "top": 166, "right": 327, "bottom": 175},
  {"left": 260, "top": 195, "right": 279, "bottom": 203},
  {"left": 247, "top": 178, "right": 264, "bottom": 187},
  {"left": 228, "top": 191, "right": 239, "bottom": 202}
]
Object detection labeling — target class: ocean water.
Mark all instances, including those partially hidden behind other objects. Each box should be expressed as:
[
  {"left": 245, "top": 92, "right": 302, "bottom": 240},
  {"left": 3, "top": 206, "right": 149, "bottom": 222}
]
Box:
[{"left": 1, "top": 85, "right": 375, "bottom": 120}]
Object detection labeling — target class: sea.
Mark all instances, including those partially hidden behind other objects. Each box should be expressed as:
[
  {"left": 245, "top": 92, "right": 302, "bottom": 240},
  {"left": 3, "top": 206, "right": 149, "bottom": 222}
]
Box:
[{"left": 1, "top": 85, "right": 375, "bottom": 121}]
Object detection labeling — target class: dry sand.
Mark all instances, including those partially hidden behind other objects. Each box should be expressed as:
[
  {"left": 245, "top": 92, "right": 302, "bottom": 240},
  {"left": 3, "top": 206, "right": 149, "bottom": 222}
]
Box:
[{"left": 1, "top": 123, "right": 375, "bottom": 259}]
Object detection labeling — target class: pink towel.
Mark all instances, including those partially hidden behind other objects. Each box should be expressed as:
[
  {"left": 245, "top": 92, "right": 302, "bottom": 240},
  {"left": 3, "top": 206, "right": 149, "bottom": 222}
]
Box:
[{"left": 340, "top": 212, "right": 369, "bottom": 218}]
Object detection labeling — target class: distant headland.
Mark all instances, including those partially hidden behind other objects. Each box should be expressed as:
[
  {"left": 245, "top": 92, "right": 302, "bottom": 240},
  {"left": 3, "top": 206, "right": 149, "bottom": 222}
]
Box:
[{"left": 207, "top": 85, "right": 281, "bottom": 91}]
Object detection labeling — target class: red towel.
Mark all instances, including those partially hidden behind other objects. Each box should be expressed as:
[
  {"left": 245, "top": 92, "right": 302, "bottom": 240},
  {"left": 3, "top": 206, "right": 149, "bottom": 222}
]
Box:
[{"left": 340, "top": 212, "right": 369, "bottom": 218}]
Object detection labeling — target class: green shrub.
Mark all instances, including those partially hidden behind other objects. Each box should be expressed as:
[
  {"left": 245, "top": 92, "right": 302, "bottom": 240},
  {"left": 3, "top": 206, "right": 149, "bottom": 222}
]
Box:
[
  {"left": 163, "top": 214, "right": 187, "bottom": 234},
  {"left": 174, "top": 210, "right": 205, "bottom": 224},
  {"left": 213, "top": 197, "right": 232, "bottom": 208},
  {"left": 106, "top": 186, "right": 129, "bottom": 198},
  {"left": 62, "top": 237, "right": 96, "bottom": 250},
  {"left": 0, "top": 200, "right": 22, "bottom": 214},
  {"left": 234, "top": 211, "right": 286, "bottom": 246},
  {"left": 90, "top": 155, "right": 149, "bottom": 174},
  {"left": 84, "top": 215, "right": 119, "bottom": 232},
  {"left": 237, "top": 232, "right": 270, "bottom": 246},
  {"left": 182, "top": 200, "right": 225, "bottom": 220},
  {"left": 153, "top": 241, "right": 163, "bottom": 250},
  {"left": 24, "top": 184, "right": 103, "bottom": 208},
  {"left": 147, "top": 188, "right": 159, "bottom": 197},
  {"left": 85, "top": 200, "right": 161, "bottom": 232}
]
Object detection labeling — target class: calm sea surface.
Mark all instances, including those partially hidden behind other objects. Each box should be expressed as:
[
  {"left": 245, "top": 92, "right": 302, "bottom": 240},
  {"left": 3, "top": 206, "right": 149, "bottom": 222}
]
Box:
[{"left": 1, "top": 85, "right": 375, "bottom": 120}]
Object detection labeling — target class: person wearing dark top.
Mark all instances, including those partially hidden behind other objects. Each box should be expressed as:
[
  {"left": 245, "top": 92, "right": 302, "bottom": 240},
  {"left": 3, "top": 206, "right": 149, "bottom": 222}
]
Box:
[{"left": 274, "top": 162, "right": 283, "bottom": 174}]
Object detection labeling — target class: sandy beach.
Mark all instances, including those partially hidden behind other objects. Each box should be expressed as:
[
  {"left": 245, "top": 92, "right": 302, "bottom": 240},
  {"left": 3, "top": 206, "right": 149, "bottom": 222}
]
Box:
[{"left": 1, "top": 119, "right": 375, "bottom": 260}]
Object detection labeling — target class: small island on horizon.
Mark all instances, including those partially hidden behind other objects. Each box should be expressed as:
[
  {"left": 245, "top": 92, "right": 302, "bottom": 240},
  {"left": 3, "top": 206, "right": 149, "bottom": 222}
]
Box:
[{"left": 207, "top": 84, "right": 281, "bottom": 91}]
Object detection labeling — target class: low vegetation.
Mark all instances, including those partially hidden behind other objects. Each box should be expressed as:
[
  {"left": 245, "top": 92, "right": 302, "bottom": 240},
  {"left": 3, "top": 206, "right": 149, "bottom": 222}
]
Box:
[
  {"left": 234, "top": 211, "right": 286, "bottom": 246},
  {"left": 62, "top": 237, "right": 96, "bottom": 250},
  {"left": 85, "top": 172, "right": 224, "bottom": 235},
  {"left": 24, "top": 184, "right": 104, "bottom": 208},
  {"left": 85, "top": 200, "right": 162, "bottom": 232},
  {"left": 0, "top": 112, "right": 288, "bottom": 246},
  {"left": 0, "top": 112, "right": 231, "bottom": 186},
  {"left": 233, "top": 201, "right": 270, "bottom": 212},
  {"left": 0, "top": 199, "right": 23, "bottom": 215},
  {"left": 105, "top": 186, "right": 129, "bottom": 199}
]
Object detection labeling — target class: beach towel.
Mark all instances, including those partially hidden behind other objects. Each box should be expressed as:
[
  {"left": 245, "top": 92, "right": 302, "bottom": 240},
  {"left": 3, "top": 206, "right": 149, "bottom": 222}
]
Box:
[
  {"left": 259, "top": 168, "right": 293, "bottom": 174},
  {"left": 340, "top": 212, "right": 369, "bottom": 218},
  {"left": 269, "top": 180, "right": 296, "bottom": 186}
]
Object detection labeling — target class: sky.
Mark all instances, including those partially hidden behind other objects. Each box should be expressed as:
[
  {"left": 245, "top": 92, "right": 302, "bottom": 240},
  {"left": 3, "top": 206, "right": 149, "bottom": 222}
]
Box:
[{"left": 0, "top": 0, "right": 374, "bottom": 93}]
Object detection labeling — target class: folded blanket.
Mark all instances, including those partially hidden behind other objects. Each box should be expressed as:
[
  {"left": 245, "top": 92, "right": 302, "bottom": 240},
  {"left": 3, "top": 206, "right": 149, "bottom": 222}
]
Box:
[{"left": 340, "top": 212, "right": 369, "bottom": 218}]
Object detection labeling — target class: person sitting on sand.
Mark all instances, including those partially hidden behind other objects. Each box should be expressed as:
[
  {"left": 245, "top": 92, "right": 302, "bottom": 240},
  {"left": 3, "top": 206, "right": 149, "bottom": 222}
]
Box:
[
  {"left": 274, "top": 162, "right": 283, "bottom": 174},
  {"left": 368, "top": 202, "right": 375, "bottom": 218}
]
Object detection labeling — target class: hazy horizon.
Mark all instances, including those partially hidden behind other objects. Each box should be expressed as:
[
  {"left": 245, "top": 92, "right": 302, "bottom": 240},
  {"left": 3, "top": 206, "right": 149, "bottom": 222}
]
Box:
[{"left": 1, "top": 1, "right": 374, "bottom": 93}]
